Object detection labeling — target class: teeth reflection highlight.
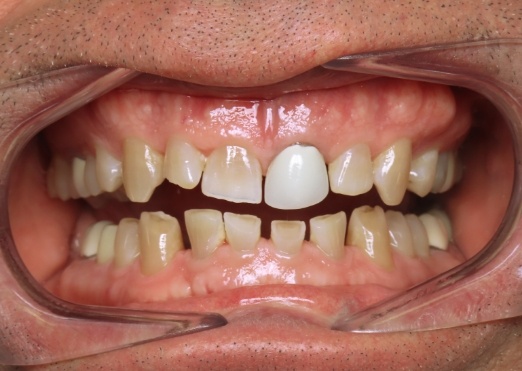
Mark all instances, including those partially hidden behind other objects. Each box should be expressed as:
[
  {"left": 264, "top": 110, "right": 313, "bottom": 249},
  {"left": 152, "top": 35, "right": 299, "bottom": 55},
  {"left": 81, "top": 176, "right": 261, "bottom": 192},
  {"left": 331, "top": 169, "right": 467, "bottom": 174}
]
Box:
[
  {"left": 309, "top": 212, "right": 347, "bottom": 260},
  {"left": 408, "top": 149, "right": 438, "bottom": 197},
  {"left": 95, "top": 145, "right": 123, "bottom": 193},
  {"left": 114, "top": 218, "right": 140, "bottom": 268},
  {"left": 405, "top": 214, "right": 430, "bottom": 258},
  {"left": 385, "top": 210, "right": 415, "bottom": 258},
  {"left": 271, "top": 220, "right": 306, "bottom": 256},
  {"left": 164, "top": 138, "right": 205, "bottom": 189},
  {"left": 224, "top": 212, "right": 261, "bottom": 252},
  {"left": 185, "top": 209, "right": 225, "bottom": 259},
  {"left": 328, "top": 144, "right": 373, "bottom": 196}
]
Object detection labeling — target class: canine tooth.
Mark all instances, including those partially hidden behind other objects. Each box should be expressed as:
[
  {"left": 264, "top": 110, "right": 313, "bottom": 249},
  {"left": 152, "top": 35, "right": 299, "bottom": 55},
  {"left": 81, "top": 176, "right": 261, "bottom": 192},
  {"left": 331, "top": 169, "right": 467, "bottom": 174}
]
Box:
[
  {"left": 80, "top": 221, "right": 111, "bottom": 258},
  {"left": 164, "top": 138, "right": 206, "bottom": 189},
  {"left": 347, "top": 206, "right": 393, "bottom": 269},
  {"left": 122, "top": 138, "right": 164, "bottom": 202},
  {"left": 265, "top": 144, "right": 329, "bottom": 210},
  {"left": 139, "top": 211, "right": 183, "bottom": 275},
  {"left": 114, "top": 218, "right": 140, "bottom": 268},
  {"left": 405, "top": 214, "right": 429, "bottom": 258},
  {"left": 224, "top": 212, "right": 261, "bottom": 252},
  {"left": 419, "top": 213, "right": 449, "bottom": 250},
  {"left": 373, "top": 139, "right": 412, "bottom": 206},
  {"left": 202, "top": 145, "right": 262, "bottom": 204},
  {"left": 385, "top": 210, "right": 415, "bottom": 257},
  {"left": 95, "top": 145, "right": 123, "bottom": 193},
  {"left": 96, "top": 224, "right": 117, "bottom": 264},
  {"left": 408, "top": 149, "right": 438, "bottom": 197},
  {"left": 185, "top": 209, "right": 225, "bottom": 259},
  {"left": 431, "top": 151, "right": 460, "bottom": 193},
  {"left": 309, "top": 212, "right": 347, "bottom": 260},
  {"left": 328, "top": 144, "right": 373, "bottom": 196},
  {"left": 271, "top": 220, "right": 306, "bottom": 256}
]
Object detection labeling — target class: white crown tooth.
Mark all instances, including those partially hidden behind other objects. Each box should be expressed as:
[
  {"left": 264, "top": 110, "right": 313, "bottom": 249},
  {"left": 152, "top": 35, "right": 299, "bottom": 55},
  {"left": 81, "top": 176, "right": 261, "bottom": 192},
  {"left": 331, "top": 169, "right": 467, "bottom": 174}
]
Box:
[
  {"left": 346, "top": 206, "right": 393, "bottom": 270},
  {"left": 164, "top": 138, "right": 206, "bottom": 189},
  {"left": 419, "top": 213, "right": 449, "bottom": 250},
  {"left": 84, "top": 155, "right": 103, "bottom": 197},
  {"left": 373, "top": 139, "right": 412, "bottom": 206},
  {"left": 95, "top": 144, "right": 123, "bottom": 193},
  {"left": 428, "top": 209, "right": 453, "bottom": 241},
  {"left": 139, "top": 211, "right": 183, "bottom": 275},
  {"left": 185, "top": 209, "right": 225, "bottom": 259},
  {"left": 328, "top": 144, "right": 373, "bottom": 196},
  {"left": 96, "top": 224, "right": 118, "bottom": 264},
  {"left": 271, "top": 220, "right": 306, "bottom": 256},
  {"left": 224, "top": 212, "right": 261, "bottom": 252},
  {"left": 114, "top": 218, "right": 141, "bottom": 268},
  {"left": 385, "top": 210, "right": 415, "bottom": 258},
  {"left": 202, "top": 145, "right": 262, "bottom": 204},
  {"left": 80, "top": 221, "right": 111, "bottom": 258},
  {"left": 309, "top": 211, "right": 347, "bottom": 260},
  {"left": 265, "top": 144, "right": 329, "bottom": 210},
  {"left": 72, "top": 157, "right": 90, "bottom": 198},
  {"left": 408, "top": 149, "right": 438, "bottom": 197},
  {"left": 431, "top": 151, "right": 460, "bottom": 193},
  {"left": 405, "top": 214, "right": 430, "bottom": 258},
  {"left": 122, "top": 138, "right": 164, "bottom": 203}
]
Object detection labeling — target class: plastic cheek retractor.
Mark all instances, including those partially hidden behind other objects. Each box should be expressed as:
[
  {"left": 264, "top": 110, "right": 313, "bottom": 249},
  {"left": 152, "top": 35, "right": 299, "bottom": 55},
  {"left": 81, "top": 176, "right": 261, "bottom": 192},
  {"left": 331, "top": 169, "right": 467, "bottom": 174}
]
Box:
[
  {"left": 0, "top": 66, "right": 227, "bottom": 366},
  {"left": 322, "top": 39, "right": 522, "bottom": 333}
]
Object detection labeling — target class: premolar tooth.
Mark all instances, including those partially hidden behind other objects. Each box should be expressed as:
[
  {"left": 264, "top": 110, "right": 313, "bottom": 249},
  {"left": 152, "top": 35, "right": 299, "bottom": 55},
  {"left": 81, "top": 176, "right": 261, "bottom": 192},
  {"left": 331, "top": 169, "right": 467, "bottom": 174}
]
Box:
[
  {"left": 419, "top": 213, "right": 449, "bottom": 250},
  {"left": 122, "top": 138, "right": 164, "bottom": 202},
  {"left": 164, "top": 138, "right": 206, "bottom": 189},
  {"left": 408, "top": 149, "right": 438, "bottom": 197},
  {"left": 96, "top": 224, "right": 118, "bottom": 264},
  {"left": 84, "top": 156, "right": 103, "bottom": 197},
  {"left": 114, "top": 218, "right": 140, "bottom": 268},
  {"left": 328, "top": 144, "right": 373, "bottom": 196},
  {"left": 373, "top": 139, "right": 412, "bottom": 206},
  {"left": 271, "top": 220, "right": 305, "bottom": 256},
  {"left": 431, "top": 151, "right": 461, "bottom": 193},
  {"left": 47, "top": 156, "right": 71, "bottom": 200},
  {"left": 385, "top": 210, "right": 415, "bottom": 257},
  {"left": 95, "top": 145, "right": 123, "bottom": 193},
  {"left": 224, "top": 212, "right": 261, "bottom": 252},
  {"left": 405, "top": 214, "right": 429, "bottom": 258},
  {"left": 202, "top": 145, "right": 262, "bottom": 203},
  {"left": 429, "top": 209, "right": 453, "bottom": 241},
  {"left": 347, "top": 206, "right": 393, "bottom": 269},
  {"left": 265, "top": 144, "right": 329, "bottom": 210},
  {"left": 185, "top": 209, "right": 225, "bottom": 259},
  {"left": 80, "top": 221, "right": 111, "bottom": 258},
  {"left": 72, "top": 157, "right": 90, "bottom": 198},
  {"left": 139, "top": 211, "right": 183, "bottom": 275},
  {"left": 309, "top": 212, "right": 347, "bottom": 260}
]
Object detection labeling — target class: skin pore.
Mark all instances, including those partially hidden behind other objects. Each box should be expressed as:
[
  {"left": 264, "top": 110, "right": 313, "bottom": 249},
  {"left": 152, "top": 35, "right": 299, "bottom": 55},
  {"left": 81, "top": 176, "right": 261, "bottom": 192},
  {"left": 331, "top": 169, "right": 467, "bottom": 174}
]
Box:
[{"left": 2, "top": 0, "right": 522, "bottom": 369}]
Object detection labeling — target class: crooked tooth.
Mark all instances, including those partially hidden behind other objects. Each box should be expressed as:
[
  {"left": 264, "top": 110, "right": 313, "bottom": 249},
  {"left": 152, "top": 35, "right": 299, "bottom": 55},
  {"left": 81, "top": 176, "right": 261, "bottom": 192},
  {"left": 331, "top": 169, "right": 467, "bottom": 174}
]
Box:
[
  {"left": 164, "top": 138, "right": 206, "bottom": 189},
  {"left": 419, "top": 213, "right": 449, "bottom": 250},
  {"left": 96, "top": 224, "right": 118, "bottom": 264},
  {"left": 122, "top": 138, "right": 164, "bottom": 202},
  {"left": 185, "top": 209, "right": 225, "bottom": 259},
  {"left": 431, "top": 151, "right": 461, "bottom": 193},
  {"left": 385, "top": 210, "right": 415, "bottom": 258},
  {"left": 405, "top": 214, "right": 429, "bottom": 258},
  {"left": 95, "top": 145, "right": 123, "bottom": 193},
  {"left": 139, "top": 211, "right": 183, "bottom": 275},
  {"left": 310, "top": 212, "right": 347, "bottom": 260},
  {"left": 328, "top": 144, "right": 373, "bottom": 196},
  {"left": 408, "top": 149, "right": 438, "bottom": 197},
  {"left": 373, "top": 139, "right": 412, "bottom": 206},
  {"left": 265, "top": 144, "right": 329, "bottom": 210},
  {"left": 202, "top": 145, "right": 262, "bottom": 203},
  {"left": 84, "top": 155, "right": 103, "bottom": 197},
  {"left": 347, "top": 206, "right": 393, "bottom": 269},
  {"left": 80, "top": 221, "right": 111, "bottom": 258},
  {"left": 271, "top": 220, "right": 306, "bottom": 256},
  {"left": 224, "top": 212, "right": 261, "bottom": 252},
  {"left": 114, "top": 218, "right": 140, "bottom": 268}
]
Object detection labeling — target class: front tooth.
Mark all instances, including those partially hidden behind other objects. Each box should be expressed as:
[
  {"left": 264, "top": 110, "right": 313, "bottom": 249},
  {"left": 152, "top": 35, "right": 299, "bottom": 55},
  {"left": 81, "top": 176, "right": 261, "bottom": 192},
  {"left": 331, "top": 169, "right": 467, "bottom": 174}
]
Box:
[
  {"left": 271, "top": 220, "right": 306, "bottom": 256},
  {"left": 72, "top": 157, "right": 90, "bottom": 198},
  {"left": 223, "top": 212, "right": 261, "bottom": 252},
  {"left": 139, "top": 211, "right": 183, "bottom": 275},
  {"left": 405, "top": 214, "right": 430, "bottom": 258},
  {"left": 80, "top": 221, "right": 111, "bottom": 258},
  {"left": 202, "top": 145, "right": 262, "bottom": 203},
  {"left": 114, "top": 218, "right": 140, "bottom": 268},
  {"left": 95, "top": 145, "right": 123, "bottom": 193},
  {"left": 328, "top": 144, "right": 373, "bottom": 196},
  {"left": 265, "top": 144, "right": 329, "bottom": 210},
  {"left": 419, "top": 213, "right": 449, "bottom": 250},
  {"left": 408, "top": 149, "right": 438, "bottom": 197},
  {"left": 185, "top": 209, "right": 225, "bottom": 259},
  {"left": 84, "top": 156, "right": 103, "bottom": 197},
  {"left": 164, "top": 138, "right": 206, "bottom": 189},
  {"left": 373, "top": 139, "right": 412, "bottom": 206},
  {"left": 346, "top": 206, "right": 393, "bottom": 269},
  {"left": 122, "top": 138, "right": 164, "bottom": 202},
  {"left": 97, "top": 224, "right": 118, "bottom": 264},
  {"left": 385, "top": 210, "right": 415, "bottom": 257},
  {"left": 309, "top": 212, "right": 347, "bottom": 260}
]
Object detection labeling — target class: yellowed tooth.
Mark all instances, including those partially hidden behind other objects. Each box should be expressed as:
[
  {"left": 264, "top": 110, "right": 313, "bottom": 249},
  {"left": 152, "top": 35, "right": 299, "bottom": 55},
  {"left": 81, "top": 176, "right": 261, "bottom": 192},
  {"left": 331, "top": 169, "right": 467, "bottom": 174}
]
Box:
[
  {"left": 405, "top": 214, "right": 429, "bottom": 258},
  {"left": 139, "top": 211, "right": 183, "bottom": 275},
  {"left": 328, "top": 144, "right": 373, "bottom": 196},
  {"left": 202, "top": 145, "right": 262, "bottom": 204},
  {"left": 408, "top": 149, "right": 438, "bottom": 197},
  {"left": 419, "top": 213, "right": 449, "bottom": 250},
  {"left": 385, "top": 210, "right": 415, "bottom": 258},
  {"left": 122, "top": 138, "right": 164, "bottom": 202},
  {"left": 309, "top": 212, "right": 347, "bottom": 260},
  {"left": 347, "top": 206, "right": 393, "bottom": 270},
  {"left": 95, "top": 144, "right": 123, "bottom": 193},
  {"left": 96, "top": 224, "right": 118, "bottom": 264},
  {"left": 223, "top": 212, "right": 261, "bottom": 252},
  {"left": 84, "top": 155, "right": 103, "bottom": 197},
  {"left": 271, "top": 220, "right": 306, "bottom": 256},
  {"left": 80, "top": 221, "right": 111, "bottom": 258},
  {"left": 164, "top": 138, "right": 206, "bottom": 189},
  {"left": 373, "top": 138, "right": 412, "bottom": 206},
  {"left": 185, "top": 209, "right": 225, "bottom": 259},
  {"left": 114, "top": 218, "right": 140, "bottom": 268}
]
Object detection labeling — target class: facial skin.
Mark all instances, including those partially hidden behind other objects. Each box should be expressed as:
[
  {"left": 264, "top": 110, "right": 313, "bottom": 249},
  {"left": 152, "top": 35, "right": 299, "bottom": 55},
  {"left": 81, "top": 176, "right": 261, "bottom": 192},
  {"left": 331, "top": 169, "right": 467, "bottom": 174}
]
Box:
[{"left": 1, "top": 0, "right": 522, "bottom": 369}]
